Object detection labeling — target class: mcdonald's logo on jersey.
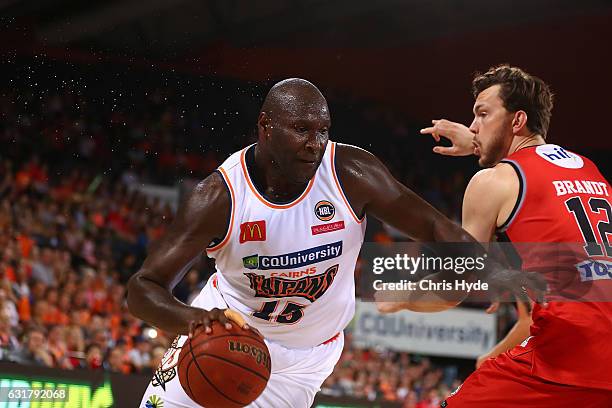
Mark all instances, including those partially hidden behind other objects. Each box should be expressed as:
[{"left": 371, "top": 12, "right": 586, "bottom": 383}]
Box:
[{"left": 240, "top": 220, "right": 267, "bottom": 243}]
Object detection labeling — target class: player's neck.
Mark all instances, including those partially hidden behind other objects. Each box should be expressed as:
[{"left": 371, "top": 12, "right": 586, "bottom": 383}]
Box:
[
  {"left": 251, "top": 145, "right": 310, "bottom": 203},
  {"left": 508, "top": 134, "right": 546, "bottom": 155}
]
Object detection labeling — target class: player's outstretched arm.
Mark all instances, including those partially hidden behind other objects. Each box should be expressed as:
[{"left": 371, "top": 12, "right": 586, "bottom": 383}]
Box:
[
  {"left": 420, "top": 119, "right": 475, "bottom": 156},
  {"left": 335, "top": 143, "right": 477, "bottom": 245},
  {"left": 127, "top": 172, "right": 241, "bottom": 336},
  {"left": 336, "top": 144, "right": 545, "bottom": 311}
]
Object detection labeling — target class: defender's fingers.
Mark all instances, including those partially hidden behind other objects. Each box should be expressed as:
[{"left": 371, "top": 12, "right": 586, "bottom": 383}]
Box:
[
  {"left": 432, "top": 146, "right": 459, "bottom": 155},
  {"left": 420, "top": 127, "right": 440, "bottom": 142}
]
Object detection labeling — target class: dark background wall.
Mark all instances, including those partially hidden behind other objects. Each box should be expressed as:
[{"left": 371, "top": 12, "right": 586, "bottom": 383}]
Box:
[{"left": 2, "top": 0, "right": 611, "bottom": 152}]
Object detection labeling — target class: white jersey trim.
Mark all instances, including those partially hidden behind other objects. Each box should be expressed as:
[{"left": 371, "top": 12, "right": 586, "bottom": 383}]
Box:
[
  {"left": 330, "top": 142, "right": 366, "bottom": 224},
  {"left": 206, "top": 167, "right": 236, "bottom": 253},
  {"left": 239, "top": 145, "right": 316, "bottom": 210}
]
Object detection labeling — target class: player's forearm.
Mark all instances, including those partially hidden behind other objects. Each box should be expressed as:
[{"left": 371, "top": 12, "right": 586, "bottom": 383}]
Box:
[
  {"left": 487, "top": 319, "right": 531, "bottom": 357},
  {"left": 408, "top": 272, "right": 469, "bottom": 311},
  {"left": 431, "top": 216, "right": 489, "bottom": 280},
  {"left": 127, "top": 273, "right": 201, "bottom": 335},
  {"left": 377, "top": 273, "right": 467, "bottom": 313}
]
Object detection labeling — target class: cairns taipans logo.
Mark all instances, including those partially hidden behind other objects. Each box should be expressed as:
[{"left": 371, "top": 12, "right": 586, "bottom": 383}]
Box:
[
  {"left": 245, "top": 264, "right": 339, "bottom": 302},
  {"left": 146, "top": 395, "right": 164, "bottom": 408},
  {"left": 315, "top": 200, "right": 335, "bottom": 221}
]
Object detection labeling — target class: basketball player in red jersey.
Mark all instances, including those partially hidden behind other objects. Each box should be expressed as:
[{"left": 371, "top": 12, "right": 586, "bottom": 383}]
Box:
[{"left": 415, "top": 65, "right": 612, "bottom": 407}]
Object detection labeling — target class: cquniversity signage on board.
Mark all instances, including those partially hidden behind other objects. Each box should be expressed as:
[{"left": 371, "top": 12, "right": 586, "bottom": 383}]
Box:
[{"left": 352, "top": 301, "right": 496, "bottom": 358}]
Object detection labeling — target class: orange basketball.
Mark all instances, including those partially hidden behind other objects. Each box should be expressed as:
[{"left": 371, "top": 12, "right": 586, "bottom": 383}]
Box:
[{"left": 177, "top": 321, "right": 271, "bottom": 407}]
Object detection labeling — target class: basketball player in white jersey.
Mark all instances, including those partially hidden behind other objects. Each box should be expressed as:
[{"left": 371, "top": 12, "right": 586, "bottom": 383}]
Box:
[{"left": 128, "top": 78, "right": 542, "bottom": 407}]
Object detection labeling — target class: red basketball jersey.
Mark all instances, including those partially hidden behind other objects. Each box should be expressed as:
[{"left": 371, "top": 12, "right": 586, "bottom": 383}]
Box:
[{"left": 496, "top": 144, "right": 612, "bottom": 390}]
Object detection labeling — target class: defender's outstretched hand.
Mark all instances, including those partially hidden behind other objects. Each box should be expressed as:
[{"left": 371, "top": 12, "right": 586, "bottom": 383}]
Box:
[{"left": 420, "top": 119, "right": 475, "bottom": 156}]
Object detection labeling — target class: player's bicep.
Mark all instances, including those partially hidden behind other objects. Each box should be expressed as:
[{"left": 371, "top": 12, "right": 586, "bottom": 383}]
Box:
[
  {"left": 139, "top": 172, "right": 231, "bottom": 288},
  {"left": 367, "top": 177, "right": 444, "bottom": 241},
  {"left": 462, "top": 169, "right": 502, "bottom": 243}
]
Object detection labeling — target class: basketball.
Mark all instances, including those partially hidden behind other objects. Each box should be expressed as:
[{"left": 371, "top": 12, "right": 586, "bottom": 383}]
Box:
[{"left": 177, "top": 321, "right": 271, "bottom": 407}]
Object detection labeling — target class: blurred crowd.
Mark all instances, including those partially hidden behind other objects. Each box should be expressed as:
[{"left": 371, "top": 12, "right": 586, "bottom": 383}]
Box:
[
  {"left": 321, "top": 336, "right": 461, "bottom": 407},
  {"left": 0, "top": 63, "right": 475, "bottom": 405},
  {"left": 0, "top": 155, "right": 178, "bottom": 374}
]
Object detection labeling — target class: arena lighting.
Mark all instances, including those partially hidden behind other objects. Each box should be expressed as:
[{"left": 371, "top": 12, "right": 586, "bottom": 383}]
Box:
[{"left": 143, "top": 327, "right": 158, "bottom": 339}]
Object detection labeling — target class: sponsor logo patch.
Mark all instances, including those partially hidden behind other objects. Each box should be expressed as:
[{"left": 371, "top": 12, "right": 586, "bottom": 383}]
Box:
[
  {"left": 240, "top": 220, "right": 266, "bottom": 243},
  {"left": 576, "top": 259, "right": 612, "bottom": 281},
  {"left": 270, "top": 267, "right": 317, "bottom": 278},
  {"left": 245, "top": 264, "right": 339, "bottom": 302},
  {"left": 312, "top": 221, "right": 345, "bottom": 235},
  {"left": 152, "top": 336, "right": 182, "bottom": 390},
  {"left": 242, "top": 241, "right": 342, "bottom": 270},
  {"left": 536, "top": 144, "right": 584, "bottom": 169},
  {"left": 146, "top": 395, "right": 164, "bottom": 408},
  {"left": 315, "top": 200, "right": 335, "bottom": 221},
  {"left": 228, "top": 341, "right": 271, "bottom": 372}
]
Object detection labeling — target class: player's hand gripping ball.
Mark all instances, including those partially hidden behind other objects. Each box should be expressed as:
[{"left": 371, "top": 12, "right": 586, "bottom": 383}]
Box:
[{"left": 178, "top": 310, "right": 271, "bottom": 407}]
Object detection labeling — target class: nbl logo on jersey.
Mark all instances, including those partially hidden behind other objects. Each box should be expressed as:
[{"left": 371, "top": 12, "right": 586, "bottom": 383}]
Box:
[{"left": 315, "top": 200, "right": 335, "bottom": 221}]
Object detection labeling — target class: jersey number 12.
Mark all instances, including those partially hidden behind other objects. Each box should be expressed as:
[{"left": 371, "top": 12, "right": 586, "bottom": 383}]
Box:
[{"left": 565, "top": 197, "right": 612, "bottom": 257}]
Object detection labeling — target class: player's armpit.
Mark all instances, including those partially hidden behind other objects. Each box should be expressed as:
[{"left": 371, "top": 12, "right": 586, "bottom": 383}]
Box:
[{"left": 127, "top": 171, "right": 231, "bottom": 335}]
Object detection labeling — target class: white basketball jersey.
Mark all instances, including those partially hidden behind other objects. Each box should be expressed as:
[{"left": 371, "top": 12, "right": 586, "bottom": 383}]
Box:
[{"left": 200, "top": 141, "right": 366, "bottom": 349}]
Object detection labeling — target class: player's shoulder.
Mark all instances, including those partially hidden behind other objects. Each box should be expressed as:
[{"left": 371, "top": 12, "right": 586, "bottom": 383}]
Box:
[
  {"left": 334, "top": 142, "right": 375, "bottom": 162},
  {"left": 466, "top": 163, "right": 518, "bottom": 197},
  {"left": 333, "top": 142, "right": 383, "bottom": 174},
  {"left": 186, "top": 171, "right": 231, "bottom": 215},
  {"left": 218, "top": 146, "right": 249, "bottom": 172},
  {"left": 333, "top": 142, "right": 391, "bottom": 189}
]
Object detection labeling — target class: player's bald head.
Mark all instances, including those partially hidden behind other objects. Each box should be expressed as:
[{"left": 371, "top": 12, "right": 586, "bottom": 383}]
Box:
[{"left": 261, "top": 78, "right": 328, "bottom": 117}]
